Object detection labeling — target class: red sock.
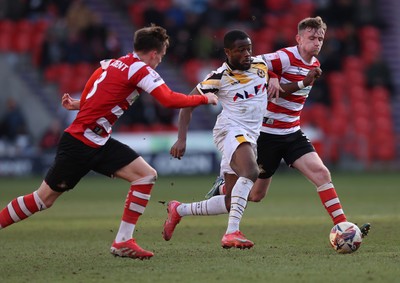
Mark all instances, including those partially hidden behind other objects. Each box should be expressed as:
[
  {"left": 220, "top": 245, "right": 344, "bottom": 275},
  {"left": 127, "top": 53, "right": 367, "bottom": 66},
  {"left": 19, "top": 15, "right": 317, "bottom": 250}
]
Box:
[
  {"left": 317, "top": 183, "right": 347, "bottom": 225},
  {"left": 0, "top": 192, "right": 45, "bottom": 229},
  {"left": 122, "top": 183, "right": 153, "bottom": 224}
]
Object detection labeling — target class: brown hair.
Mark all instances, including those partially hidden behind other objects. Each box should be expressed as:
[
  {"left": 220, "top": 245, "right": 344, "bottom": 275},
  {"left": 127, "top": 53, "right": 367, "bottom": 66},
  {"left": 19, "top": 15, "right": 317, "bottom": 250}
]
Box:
[
  {"left": 133, "top": 24, "right": 169, "bottom": 53},
  {"left": 298, "top": 16, "right": 327, "bottom": 34}
]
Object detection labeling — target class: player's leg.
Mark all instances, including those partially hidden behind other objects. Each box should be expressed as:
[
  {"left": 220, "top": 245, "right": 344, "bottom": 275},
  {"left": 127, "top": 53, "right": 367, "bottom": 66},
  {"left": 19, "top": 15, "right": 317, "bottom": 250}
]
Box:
[
  {"left": 204, "top": 175, "right": 226, "bottom": 199},
  {"left": 110, "top": 157, "right": 156, "bottom": 259},
  {"left": 247, "top": 131, "right": 283, "bottom": 202},
  {"left": 221, "top": 142, "right": 258, "bottom": 249},
  {"left": 248, "top": 177, "right": 272, "bottom": 202},
  {"left": 95, "top": 138, "right": 156, "bottom": 259},
  {"left": 163, "top": 173, "right": 237, "bottom": 241},
  {"left": 0, "top": 132, "right": 86, "bottom": 230},
  {"left": 293, "top": 151, "right": 347, "bottom": 224},
  {"left": 0, "top": 181, "right": 62, "bottom": 229}
]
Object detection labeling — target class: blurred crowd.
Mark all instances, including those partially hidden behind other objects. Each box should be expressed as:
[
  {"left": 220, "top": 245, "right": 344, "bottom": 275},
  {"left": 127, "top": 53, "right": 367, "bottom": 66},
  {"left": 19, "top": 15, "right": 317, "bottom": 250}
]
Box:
[{"left": 0, "top": 0, "right": 396, "bottom": 163}]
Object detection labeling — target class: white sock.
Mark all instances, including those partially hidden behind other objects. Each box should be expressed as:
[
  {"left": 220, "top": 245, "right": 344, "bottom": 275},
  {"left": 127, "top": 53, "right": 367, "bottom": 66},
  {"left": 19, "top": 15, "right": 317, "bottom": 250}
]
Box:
[
  {"left": 177, "top": 195, "right": 228, "bottom": 216},
  {"left": 226, "top": 177, "right": 253, "bottom": 234},
  {"left": 33, "top": 191, "right": 47, "bottom": 210},
  {"left": 115, "top": 220, "right": 136, "bottom": 243}
]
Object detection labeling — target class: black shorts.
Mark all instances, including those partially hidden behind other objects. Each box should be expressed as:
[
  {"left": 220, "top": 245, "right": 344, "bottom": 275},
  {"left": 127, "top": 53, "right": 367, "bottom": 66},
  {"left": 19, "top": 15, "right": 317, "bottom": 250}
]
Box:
[
  {"left": 45, "top": 132, "right": 140, "bottom": 192},
  {"left": 257, "top": 130, "right": 315, "bottom": 179}
]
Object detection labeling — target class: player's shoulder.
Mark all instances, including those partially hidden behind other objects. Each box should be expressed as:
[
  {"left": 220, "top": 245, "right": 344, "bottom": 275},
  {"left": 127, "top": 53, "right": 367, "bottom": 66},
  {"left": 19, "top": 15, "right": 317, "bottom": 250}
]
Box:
[
  {"left": 252, "top": 56, "right": 266, "bottom": 64},
  {"left": 100, "top": 59, "right": 113, "bottom": 69},
  {"left": 203, "top": 63, "right": 228, "bottom": 81}
]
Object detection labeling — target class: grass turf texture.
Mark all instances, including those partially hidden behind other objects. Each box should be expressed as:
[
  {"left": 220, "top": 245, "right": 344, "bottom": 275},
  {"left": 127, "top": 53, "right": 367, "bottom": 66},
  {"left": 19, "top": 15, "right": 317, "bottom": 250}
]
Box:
[{"left": 0, "top": 171, "right": 399, "bottom": 283}]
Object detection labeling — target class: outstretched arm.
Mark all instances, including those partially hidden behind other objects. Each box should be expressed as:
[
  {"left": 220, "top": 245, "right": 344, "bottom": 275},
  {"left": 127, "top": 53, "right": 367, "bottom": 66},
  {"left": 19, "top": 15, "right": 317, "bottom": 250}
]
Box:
[
  {"left": 169, "top": 88, "right": 200, "bottom": 159},
  {"left": 150, "top": 84, "right": 217, "bottom": 108}
]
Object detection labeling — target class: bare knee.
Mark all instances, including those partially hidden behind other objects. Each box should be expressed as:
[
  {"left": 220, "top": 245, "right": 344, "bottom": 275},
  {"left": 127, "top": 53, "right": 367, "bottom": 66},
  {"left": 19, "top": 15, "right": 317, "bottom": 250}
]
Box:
[
  {"left": 317, "top": 166, "right": 331, "bottom": 182},
  {"left": 243, "top": 167, "right": 260, "bottom": 183},
  {"left": 309, "top": 166, "right": 332, "bottom": 187},
  {"left": 248, "top": 191, "right": 265, "bottom": 202},
  {"left": 37, "top": 182, "right": 63, "bottom": 208}
]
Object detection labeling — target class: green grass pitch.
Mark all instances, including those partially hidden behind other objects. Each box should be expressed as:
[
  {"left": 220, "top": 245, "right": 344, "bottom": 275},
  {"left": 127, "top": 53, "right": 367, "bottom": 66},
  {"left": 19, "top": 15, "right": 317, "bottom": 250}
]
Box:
[{"left": 0, "top": 171, "right": 399, "bottom": 283}]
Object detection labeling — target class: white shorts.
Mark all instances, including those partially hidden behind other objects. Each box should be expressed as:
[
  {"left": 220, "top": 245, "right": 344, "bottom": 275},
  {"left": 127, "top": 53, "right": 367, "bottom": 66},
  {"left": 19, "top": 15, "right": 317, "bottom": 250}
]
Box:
[{"left": 213, "top": 127, "right": 258, "bottom": 175}]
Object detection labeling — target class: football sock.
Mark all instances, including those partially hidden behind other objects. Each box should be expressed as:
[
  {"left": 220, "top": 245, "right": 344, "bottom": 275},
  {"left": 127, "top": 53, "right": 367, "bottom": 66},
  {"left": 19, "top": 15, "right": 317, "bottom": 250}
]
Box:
[
  {"left": 219, "top": 183, "right": 226, "bottom": 195},
  {"left": 177, "top": 195, "right": 228, "bottom": 216},
  {"left": 317, "top": 182, "right": 347, "bottom": 225},
  {"left": 0, "top": 191, "right": 47, "bottom": 229},
  {"left": 115, "top": 176, "right": 155, "bottom": 243},
  {"left": 226, "top": 177, "right": 253, "bottom": 234}
]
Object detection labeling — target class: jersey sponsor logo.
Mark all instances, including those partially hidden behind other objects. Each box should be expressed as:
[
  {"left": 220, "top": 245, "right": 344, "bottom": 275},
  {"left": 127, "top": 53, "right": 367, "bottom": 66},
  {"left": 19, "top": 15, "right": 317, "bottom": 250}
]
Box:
[{"left": 233, "top": 83, "right": 267, "bottom": 101}]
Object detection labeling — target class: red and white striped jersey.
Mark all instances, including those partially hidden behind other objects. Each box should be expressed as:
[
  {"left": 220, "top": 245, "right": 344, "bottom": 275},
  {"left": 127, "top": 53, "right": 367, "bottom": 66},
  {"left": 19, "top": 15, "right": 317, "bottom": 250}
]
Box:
[
  {"left": 66, "top": 53, "right": 207, "bottom": 147},
  {"left": 258, "top": 46, "right": 320, "bottom": 135}
]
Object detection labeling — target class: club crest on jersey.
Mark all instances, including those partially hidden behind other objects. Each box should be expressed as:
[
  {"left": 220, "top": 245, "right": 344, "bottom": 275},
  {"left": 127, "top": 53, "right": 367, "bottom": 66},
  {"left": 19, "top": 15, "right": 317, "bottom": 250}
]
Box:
[
  {"left": 233, "top": 83, "right": 267, "bottom": 101},
  {"left": 257, "top": 69, "right": 265, "bottom": 78}
]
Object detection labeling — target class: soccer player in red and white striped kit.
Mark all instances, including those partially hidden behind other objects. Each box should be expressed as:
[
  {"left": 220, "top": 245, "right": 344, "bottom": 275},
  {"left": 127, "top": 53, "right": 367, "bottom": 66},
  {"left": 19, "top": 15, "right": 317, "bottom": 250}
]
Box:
[{"left": 0, "top": 24, "right": 218, "bottom": 259}]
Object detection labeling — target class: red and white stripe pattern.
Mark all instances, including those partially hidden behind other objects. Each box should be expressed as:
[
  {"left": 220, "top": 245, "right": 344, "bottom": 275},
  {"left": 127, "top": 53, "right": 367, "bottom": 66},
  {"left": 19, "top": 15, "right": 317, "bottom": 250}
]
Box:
[
  {"left": 317, "top": 183, "right": 347, "bottom": 224},
  {"left": 122, "top": 176, "right": 155, "bottom": 224},
  {"left": 259, "top": 46, "right": 320, "bottom": 135},
  {"left": 66, "top": 53, "right": 165, "bottom": 148},
  {"left": 0, "top": 191, "right": 46, "bottom": 229}
]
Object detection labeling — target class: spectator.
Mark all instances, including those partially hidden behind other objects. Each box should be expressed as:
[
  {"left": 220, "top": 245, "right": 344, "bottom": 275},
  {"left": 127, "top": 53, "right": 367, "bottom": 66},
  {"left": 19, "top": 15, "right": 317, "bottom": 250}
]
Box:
[
  {"left": 0, "top": 98, "right": 28, "bottom": 142},
  {"left": 39, "top": 120, "right": 62, "bottom": 152},
  {"left": 365, "top": 56, "right": 393, "bottom": 92}
]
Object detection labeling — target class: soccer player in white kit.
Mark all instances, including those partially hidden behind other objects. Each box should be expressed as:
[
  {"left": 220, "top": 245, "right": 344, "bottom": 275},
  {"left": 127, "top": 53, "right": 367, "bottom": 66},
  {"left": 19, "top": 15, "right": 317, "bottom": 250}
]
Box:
[
  {"left": 163, "top": 30, "right": 280, "bottom": 249},
  {"left": 205, "top": 16, "right": 371, "bottom": 237}
]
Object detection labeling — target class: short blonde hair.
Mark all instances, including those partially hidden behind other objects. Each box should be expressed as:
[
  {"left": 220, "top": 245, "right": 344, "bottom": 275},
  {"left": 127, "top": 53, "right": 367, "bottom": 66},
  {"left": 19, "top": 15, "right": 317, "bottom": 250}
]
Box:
[{"left": 298, "top": 16, "right": 327, "bottom": 34}]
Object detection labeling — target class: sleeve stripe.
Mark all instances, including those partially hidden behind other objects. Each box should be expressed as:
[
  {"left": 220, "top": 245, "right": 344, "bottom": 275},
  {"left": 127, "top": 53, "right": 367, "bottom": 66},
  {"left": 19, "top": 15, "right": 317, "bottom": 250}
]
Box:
[{"left": 128, "top": 61, "right": 146, "bottom": 80}]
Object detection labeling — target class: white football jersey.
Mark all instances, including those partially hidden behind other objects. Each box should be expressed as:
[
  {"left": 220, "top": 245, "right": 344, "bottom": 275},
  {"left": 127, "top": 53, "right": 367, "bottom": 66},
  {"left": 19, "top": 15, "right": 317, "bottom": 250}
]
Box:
[{"left": 196, "top": 57, "right": 269, "bottom": 138}]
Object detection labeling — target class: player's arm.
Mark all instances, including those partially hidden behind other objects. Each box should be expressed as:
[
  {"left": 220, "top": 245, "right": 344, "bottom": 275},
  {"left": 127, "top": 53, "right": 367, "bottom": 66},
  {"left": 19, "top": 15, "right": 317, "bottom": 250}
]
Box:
[
  {"left": 61, "top": 93, "right": 80, "bottom": 110},
  {"left": 169, "top": 88, "right": 200, "bottom": 159},
  {"left": 279, "top": 67, "right": 322, "bottom": 95},
  {"left": 61, "top": 67, "right": 103, "bottom": 110},
  {"left": 149, "top": 84, "right": 217, "bottom": 108},
  {"left": 267, "top": 70, "right": 283, "bottom": 99}
]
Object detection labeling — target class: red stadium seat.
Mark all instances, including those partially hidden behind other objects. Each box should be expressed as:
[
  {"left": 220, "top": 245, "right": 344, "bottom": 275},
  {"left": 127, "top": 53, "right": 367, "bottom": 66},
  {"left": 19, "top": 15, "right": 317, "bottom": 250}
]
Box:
[
  {"left": 0, "top": 20, "right": 15, "bottom": 34},
  {"left": 74, "top": 62, "right": 95, "bottom": 80},
  {"left": 345, "top": 70, "right": 366, "bottom": 87},
  {"left": 342, "top": 56, "right": 364, "bottom": 72},
  {"left": 359, "top": 26, "right": 381, "bottom": 41},
  {"left": 11, "top": 31, "right": 32, "bottom": 53},
  {"left": 128, "top": 3, "right": 145, "bottom": 27},
  {"left": 15, "top": 19, "right": 33, "bottom": 34},
  {"left": 265, "top": 0, "right": 291, "bottom": 12},
  {"left": 183, "top": 59, "right": 202, "bottom": 85},
  {"left": 351, "top": 100, "right": 369, "bottom": 118},
  {"left": 0, "top": 31, "right": 12, "bottom": 52},
  {"left": 370, "top": 86, "right": 390, "bottom": 102}
]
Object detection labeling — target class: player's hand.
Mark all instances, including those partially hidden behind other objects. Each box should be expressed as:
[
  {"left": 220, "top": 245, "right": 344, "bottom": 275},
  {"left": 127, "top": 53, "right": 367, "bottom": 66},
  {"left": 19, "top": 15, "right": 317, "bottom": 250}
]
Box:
[
  {"left": 303, "top": 67, "right": 322, "bottom": 86},
  {"left": 203, "top": 92, "right": 218, "bottom": 105},
  {"left": 268, "top": 77, "right": 283, "bottom": 100},
  {"left": 170, "top": 139, "right": 187, "bottom": 159},
  {"left": 62, "top": 93, "right": 80, "bottom": 110}
]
